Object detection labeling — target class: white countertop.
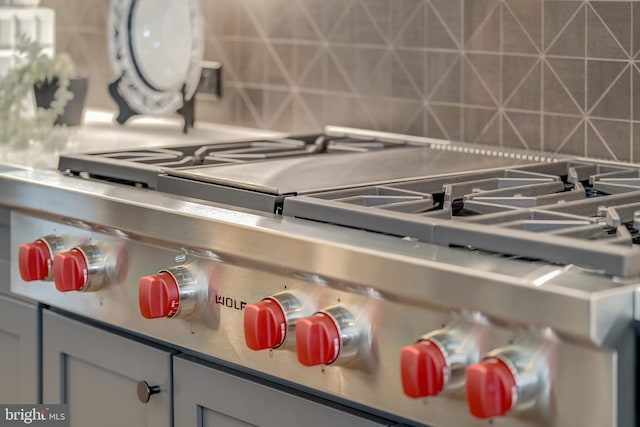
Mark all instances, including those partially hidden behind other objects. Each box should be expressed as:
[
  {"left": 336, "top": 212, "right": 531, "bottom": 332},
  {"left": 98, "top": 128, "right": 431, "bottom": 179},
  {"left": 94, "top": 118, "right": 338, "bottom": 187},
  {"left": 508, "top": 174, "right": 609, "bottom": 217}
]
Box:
[{"left": 0, "top": 109, "right": 284, "bottom": 169}]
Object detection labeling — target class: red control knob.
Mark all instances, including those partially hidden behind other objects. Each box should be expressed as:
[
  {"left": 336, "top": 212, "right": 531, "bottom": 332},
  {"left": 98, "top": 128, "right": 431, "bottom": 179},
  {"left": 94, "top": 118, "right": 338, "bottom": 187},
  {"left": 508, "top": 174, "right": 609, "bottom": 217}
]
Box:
[
  {"left": 295, "top": 313, "right": 340, "bottom": 366},
  {"left": 401, "top": 340, "right": 448, "bottom": 398},
  {"left": 18, "top": 240, "right": 52, "bottom": 281},
  {"left": 139, "top": 272, "right": 180, "bottom": 319},
  {"left": 53, "top": 249, "right": 88, "bottom": 292},
  {"left": 466, "top": 358, "right": 517, "bottom": 419},
  {"left": 244, "top": 299, "right": 287, "bottom": 350}
]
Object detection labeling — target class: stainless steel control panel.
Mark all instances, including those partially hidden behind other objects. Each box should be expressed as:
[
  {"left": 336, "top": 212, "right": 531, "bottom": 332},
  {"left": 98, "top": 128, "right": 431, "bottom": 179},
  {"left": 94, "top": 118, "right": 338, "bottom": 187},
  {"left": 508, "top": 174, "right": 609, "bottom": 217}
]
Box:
[{"left": 10, "top": 211, "right": 632, "bottom": 427}]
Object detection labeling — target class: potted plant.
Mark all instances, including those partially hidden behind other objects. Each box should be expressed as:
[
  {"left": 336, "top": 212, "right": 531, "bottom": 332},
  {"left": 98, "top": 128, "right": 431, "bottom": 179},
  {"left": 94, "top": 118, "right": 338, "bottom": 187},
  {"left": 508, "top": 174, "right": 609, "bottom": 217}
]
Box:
[{"left": 0, "top": 36, "right": 86, "bottom": 160}]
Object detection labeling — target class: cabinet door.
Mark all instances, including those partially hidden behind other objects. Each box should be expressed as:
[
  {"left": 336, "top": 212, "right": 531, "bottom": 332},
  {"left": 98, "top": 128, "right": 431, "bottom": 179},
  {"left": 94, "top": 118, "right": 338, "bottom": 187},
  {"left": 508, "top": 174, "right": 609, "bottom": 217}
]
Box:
[
  {"left": 42, "top": 310, "right": 172, "bottom": 427},
  {"left": 0, "top": 206, "right": 11, "bottom": 295},
  {"left": 173, "top": 356, "right": 390, "bottom": 427},
  {"left": 0, "top": 295, "right": 38, "bottom": 403}
]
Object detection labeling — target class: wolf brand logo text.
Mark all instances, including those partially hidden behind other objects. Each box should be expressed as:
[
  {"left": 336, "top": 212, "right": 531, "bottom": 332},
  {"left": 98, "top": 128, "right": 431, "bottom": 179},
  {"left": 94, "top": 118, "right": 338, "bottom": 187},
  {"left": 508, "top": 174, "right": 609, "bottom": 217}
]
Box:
[{"left": 214, "top": 294, "right": 247, "bottom": 311}]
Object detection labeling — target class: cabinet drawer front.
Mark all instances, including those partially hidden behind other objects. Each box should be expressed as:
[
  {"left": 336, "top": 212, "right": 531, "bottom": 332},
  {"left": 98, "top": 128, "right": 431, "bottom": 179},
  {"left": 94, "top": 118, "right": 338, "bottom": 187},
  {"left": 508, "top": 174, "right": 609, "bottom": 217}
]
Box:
[
  {"left": 42, "top": 310, "right": 172, "bottom": 427},
  {"left": 0, "top": 295, "right": 38, "bottom": 403},
  {"left": 173, "top": 356, "right": 390, "bottom": 427}
]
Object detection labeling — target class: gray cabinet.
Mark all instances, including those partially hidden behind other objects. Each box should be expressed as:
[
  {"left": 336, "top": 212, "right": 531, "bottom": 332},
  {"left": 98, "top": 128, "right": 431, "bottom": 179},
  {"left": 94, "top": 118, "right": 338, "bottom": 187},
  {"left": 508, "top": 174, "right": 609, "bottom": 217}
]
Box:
[
  {"left": 0, "top": 294, "right": 38, "bottom": 403},
  {"left": 0, "top": 206, "right": 11, "bottom": 295},
  {"left": 173, "top": 356, "right": 388, "bottom": 427},
  {"left": 42, "top": 310, "right": 172, "bottom": 427}
]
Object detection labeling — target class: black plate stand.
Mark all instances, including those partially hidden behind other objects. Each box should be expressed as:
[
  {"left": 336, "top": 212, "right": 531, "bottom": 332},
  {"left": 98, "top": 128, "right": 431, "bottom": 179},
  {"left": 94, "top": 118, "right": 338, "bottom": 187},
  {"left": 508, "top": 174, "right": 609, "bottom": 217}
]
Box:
[{"left": 108, "top": 75, "right": 196, "bottom": 134}]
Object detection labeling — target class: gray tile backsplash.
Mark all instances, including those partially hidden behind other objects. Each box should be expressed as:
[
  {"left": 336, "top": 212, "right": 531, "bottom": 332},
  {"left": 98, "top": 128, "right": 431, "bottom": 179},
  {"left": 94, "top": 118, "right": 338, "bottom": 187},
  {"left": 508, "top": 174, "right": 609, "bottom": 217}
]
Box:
[{"left": 40, "top": 0, "right": 640, "bottom": 162}]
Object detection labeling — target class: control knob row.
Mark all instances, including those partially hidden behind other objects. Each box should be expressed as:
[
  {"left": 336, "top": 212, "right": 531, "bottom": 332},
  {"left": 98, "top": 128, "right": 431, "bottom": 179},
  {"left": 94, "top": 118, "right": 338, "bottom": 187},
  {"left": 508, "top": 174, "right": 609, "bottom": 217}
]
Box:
[
  {"left": 244, "top": 293, "right": 360, "bottom": 367},
  {"left": 20, "top": 238, "right": 544, "bottom": 421},
  {"left": 19, "top": 236, "right": 105, "bottom": 292},
  {"left": 19, "top": 235, "right": 67, "bottom": 282},
  {"left": 401, "top": 331, "right": 542, "bottom": 420}
]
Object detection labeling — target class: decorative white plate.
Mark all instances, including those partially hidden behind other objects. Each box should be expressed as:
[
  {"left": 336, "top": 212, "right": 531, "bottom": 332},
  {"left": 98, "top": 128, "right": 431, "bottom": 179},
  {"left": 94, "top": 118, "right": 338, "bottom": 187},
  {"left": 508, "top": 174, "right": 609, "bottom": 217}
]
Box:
[{"left": 108, "top": 0, "right": 203, "bottom": 116}]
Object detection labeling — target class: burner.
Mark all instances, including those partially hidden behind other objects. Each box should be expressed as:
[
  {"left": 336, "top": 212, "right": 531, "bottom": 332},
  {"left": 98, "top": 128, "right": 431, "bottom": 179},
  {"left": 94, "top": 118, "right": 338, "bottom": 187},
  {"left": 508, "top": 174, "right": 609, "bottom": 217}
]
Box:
[{"left": 283, "top": 160, "right": 640, "bottom": 276}]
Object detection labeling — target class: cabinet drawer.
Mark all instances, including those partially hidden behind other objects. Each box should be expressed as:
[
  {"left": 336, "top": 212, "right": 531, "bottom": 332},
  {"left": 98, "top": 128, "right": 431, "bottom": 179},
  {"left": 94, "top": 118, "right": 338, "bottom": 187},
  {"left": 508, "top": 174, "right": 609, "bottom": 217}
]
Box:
[
  {"left": 0, "top": 294, "right": 38, "bottom": 403},
  {"left": 42, "top": 310, "right": 172, "bottom": 427},
  {"left": 173, "top": 355, "right": 391, "bottom": 427}
]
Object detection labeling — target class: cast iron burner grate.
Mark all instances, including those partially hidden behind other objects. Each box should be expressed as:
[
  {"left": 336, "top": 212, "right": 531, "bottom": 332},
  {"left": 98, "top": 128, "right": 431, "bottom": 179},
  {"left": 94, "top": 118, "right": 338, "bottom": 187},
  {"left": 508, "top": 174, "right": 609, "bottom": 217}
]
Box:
[
  {"left": 284, "top": 161, "right": 640, "bottom": 277},
  {"left": 58, "top": 134, "right": 413, "bottom": 188}
]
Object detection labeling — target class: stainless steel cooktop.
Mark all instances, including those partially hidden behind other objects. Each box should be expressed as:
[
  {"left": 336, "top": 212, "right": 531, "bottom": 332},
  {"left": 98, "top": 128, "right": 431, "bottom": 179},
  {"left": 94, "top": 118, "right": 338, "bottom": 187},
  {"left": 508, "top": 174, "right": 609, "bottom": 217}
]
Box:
[
  {"left": 58, "top": 126, "right": 640, "bottom": 276},
  {"left": 5, "top": 126, "right": 639, "bottom": 427}
]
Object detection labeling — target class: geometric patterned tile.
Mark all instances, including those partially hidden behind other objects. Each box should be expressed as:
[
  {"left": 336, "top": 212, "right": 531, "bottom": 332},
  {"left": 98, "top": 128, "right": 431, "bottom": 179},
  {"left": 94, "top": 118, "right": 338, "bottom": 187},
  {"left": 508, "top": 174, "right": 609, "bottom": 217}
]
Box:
[
  {"left": 635, "top": 3, "right": 640, "bottom": 59},
  {"left": 265, "top": 48, "right": 291, "bottom": 86},
  {"left": 270, "top": 42, "right": 295, "bottom": 81},
  {"left": 463, "top": 57, "right": 498, "bottom": 107},
  {"left": 291, "top": 94, "right": 322, "bottom": 132},
  {"left": 587, "top": 4, "right": 629, "bottom": 59},
  {"left": 236, "top": 41, "right": 267, "bottom": 84},
  {"left": 464, "top": 0, "right": 500, "bottom": 47},
  {"left": 300, "top": 0, "right": 351, "bottom": 38},
  {"left": 587, "top": 60, "right": 628, "bottom": 114},
  {"left": 466, "top": 4, "right": 501, "bottom": 52},
  {"left": 291, "top": 45, "right": 322, "bottom": 86},
  {"left": 545, "top": 58, "right": 585, "bottom": 112},
  {"left": 426, "top": 108, "right": 449, "bottom": 140},
  {"left": 543, "top": 114, "right": 584, "bottom": 155},
  {"left": 505, "top": 111, "right": 541, "bottom": 150},
  {"left": 502, "top": 5, "right": 538, "bottom": 54},
  {"left": 473, "top": 112, "right": 500, "bottom": 145},
  {"left": 633, "top": 65, "right": 640, "bottom": 121},
  {"left": 427, "top": 53, "right": 461, "bottom": 103},
  {"left": 326, "top": 51, "right": 354, "bottom": 93},
  {"left": 590, "top": 65, "right": 631, "bottom": 120},
  {"left": 388, "top": 100, "right": 424, "bottom": 135},
  {"left": 589, "top": 118, "right": 631, "bottom": 162},
  {"left": 327, "top": 1, "right": 386, "bottom": 45},
  {"left": 395, "top": 49, "right": 425, "bottom": 98},
  {"left": 544, "top": 1, "right": 583, "bottom": 52},
  {"left": 464, "top": 107, "right": 499, "bottom": 144},
  {"left": 544, "top": 62, "right": 582, "bottom": 115},
  {"left": 503, "top": 112, "right": 529, "bottom": 149},
  {"left": 331, "top": 46, "right": 388, "bottom": 95},
  {"left": 391, "top": 51, "right": 424, "bottom": 99},
  {"left": 39, "top": 0, "right": 640, "bottom": 163},
  {"left": 502, "top": 56, "right": 539, "bottom": 109},
  {"left": 429, "top": 104, "right": 462, "bottom": 141},
  {"left": 296, "top": 91, "right": 325, "bottom": 129},
  {"left": 296, "top": 49, "right": 323, "bottom": 90},
  {"left": 266, "top": 91, "right": 293, "bottom": 131},
  {"left": 587, "top": 120, "right": 620, "bottom": 161},
  {"left": 242, "top": 87, "right": 266, "bottom": 127},
  {"left": 426, "top": 2, "right": 457, "bottom": 49},
  {"left": 546, "top": 3, "right": 585, "bottom": 56},
  {"left": 360, "top": 96, "right": 391, "bottom": 130},
  {"left": 589, "top": 2, "right": 631, "bottom": 59},
  {"left": 634, "top": 123, "right": 640, "bottom": 163},
  {"left": 236, "top": 0, "right": 264, "bottom": 38},
  {"left": 554, "top": 120, "right": 586, "bottom": 157},
  {"left": 361, "top": 0, "right": 393, "bottom": 42},
  {"left": 392, "top": 0, "right": 426, "bottom": 48},
  {"left": 361, "top": 50, "right": 393, "bottom": 98},
  {"left": 467, "top": 53, "right": 501, "bottom": 103},
  {"left": 504, "top": 0, "right": 542, "bottom": 51},
  {"left": 430, "top": 0, "right": 462, "bottom": 47}
]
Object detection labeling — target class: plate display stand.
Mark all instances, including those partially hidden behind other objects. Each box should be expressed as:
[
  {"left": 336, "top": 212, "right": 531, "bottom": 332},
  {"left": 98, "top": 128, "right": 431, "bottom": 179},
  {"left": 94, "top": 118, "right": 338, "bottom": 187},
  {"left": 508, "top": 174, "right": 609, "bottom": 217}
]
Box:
[
  {"left": 107, "top": 0, "right": 203, "bottom": 134},
  {"left": 109, "top": 75, "right": 195, "bottom": 134}
]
